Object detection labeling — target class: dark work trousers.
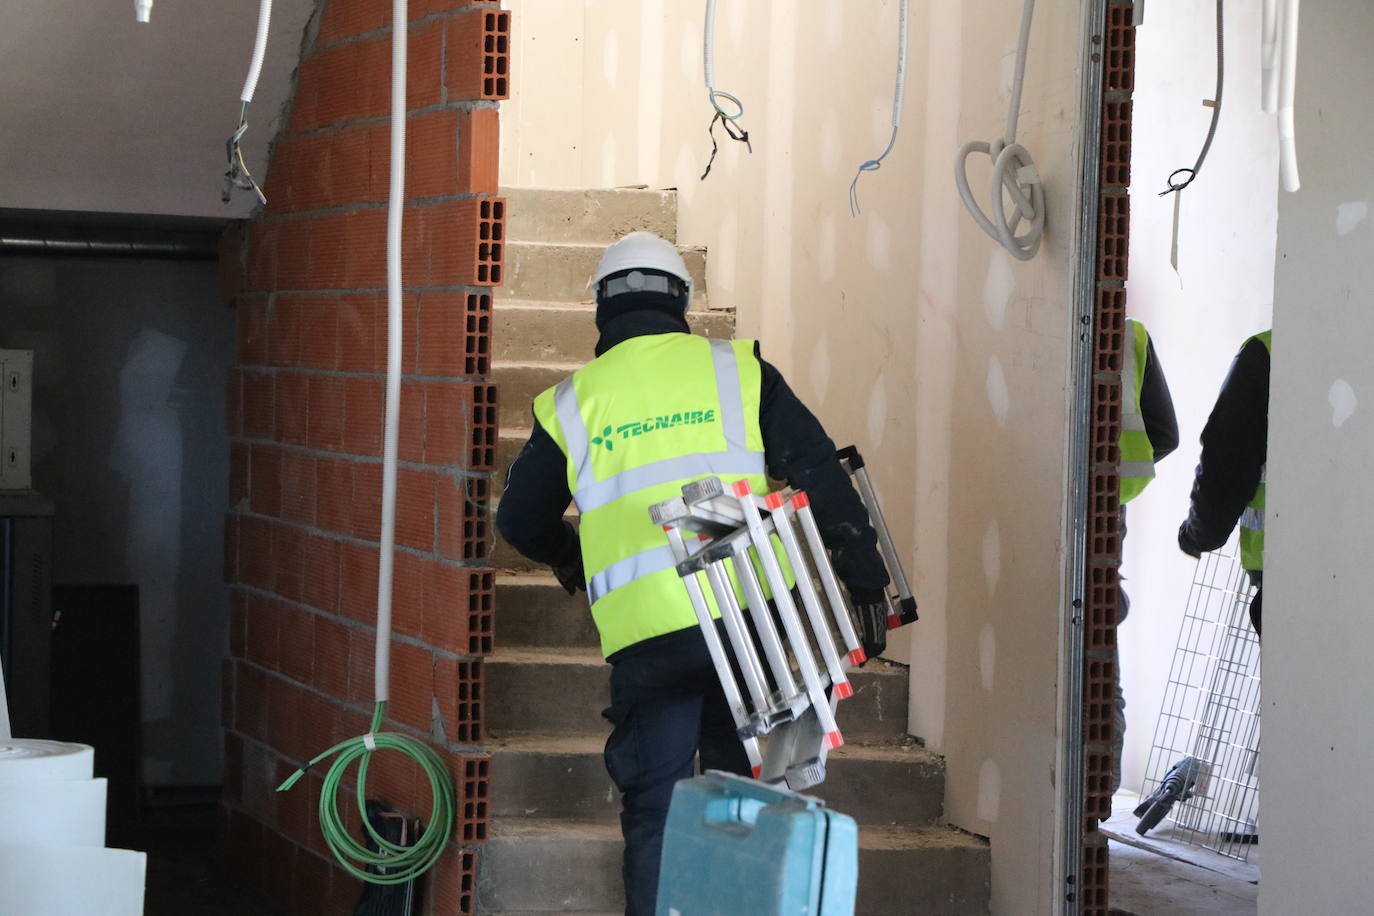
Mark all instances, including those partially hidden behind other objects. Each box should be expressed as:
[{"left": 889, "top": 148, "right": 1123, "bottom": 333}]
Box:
[{"left": 602, "top": 626, "right": 752, "bottom": 916}]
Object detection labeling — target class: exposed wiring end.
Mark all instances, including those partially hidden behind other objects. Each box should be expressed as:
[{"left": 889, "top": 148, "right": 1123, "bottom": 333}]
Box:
[
  {"left": 848, "top": 126, "right": 899, "bottom": 218},
  {"left": 135, "top": 0, "right": 153, "bottom": 23},
  {"left": 223, "top": 111, "right": 268, "bottom": 207}
]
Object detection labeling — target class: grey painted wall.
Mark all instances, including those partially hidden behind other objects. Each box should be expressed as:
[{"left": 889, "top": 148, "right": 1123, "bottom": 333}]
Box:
[
  {"left": 1262, "top": 1, "right": 1374, "bottom": 910},
  {"left": 0, "top": 257, "right": 232, "bottom": 787},
  {"left": 0, "top": 0, "right": 316, "bottom": 218}
]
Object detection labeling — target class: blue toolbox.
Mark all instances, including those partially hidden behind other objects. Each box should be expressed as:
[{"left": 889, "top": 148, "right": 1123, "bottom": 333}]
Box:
[{"left": 655, "top": 771, "right": 858, "bottom": 916}]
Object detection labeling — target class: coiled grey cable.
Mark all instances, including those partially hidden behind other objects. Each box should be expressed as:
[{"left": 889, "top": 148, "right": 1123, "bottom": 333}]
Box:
[
  {"left": 1160, "top": 0, "right": 1224, "bottom": 195},
  {"left": 848, "top": 0, "right": 909, "bottom": 216},
  {"left": 954, "top": 0, "right": 1044, "bottom": 261}
]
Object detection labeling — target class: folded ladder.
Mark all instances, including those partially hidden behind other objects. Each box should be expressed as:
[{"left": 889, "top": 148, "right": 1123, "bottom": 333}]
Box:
[{"left": 648, "top": 446, "right": 917, "bottom": 791}]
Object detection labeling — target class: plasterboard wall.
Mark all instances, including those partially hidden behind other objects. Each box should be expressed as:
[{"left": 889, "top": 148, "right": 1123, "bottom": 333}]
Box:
[
  {"left": 501, "top": 1, "right": 1090, "bottom": 910},
  {"left": 1261, "top": 1, "right": 1374, "bottom": 911}
]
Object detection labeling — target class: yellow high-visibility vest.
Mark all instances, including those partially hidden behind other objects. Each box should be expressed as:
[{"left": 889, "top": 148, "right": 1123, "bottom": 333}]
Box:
[
  {"left": 1118, "top": 318, "right": 1155, "bottom": 504},
  {"left": 1238, "top": 330, "right": 1272, "bottom": 571},
  {"left": 532, "top": 334, "right": 774, "bottom": 657}
]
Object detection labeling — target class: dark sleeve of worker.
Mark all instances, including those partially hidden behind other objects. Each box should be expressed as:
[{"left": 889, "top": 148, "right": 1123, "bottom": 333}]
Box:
[
  {"left": 756, "top": 351, "right": 890, "bottom": 602},
  {"left": 494, "top": 421, "right": 580, "bottom": 569},
  {"left": 1178, "top": 338, "right": 1271, "bottom": 556},
  {"left": 1140, "top": 335, "right": 1179, "bottom": 464}
]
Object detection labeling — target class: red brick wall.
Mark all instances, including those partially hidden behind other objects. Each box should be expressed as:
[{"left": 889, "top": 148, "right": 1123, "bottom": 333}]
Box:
[{"left": 220, "top": 3, "right": 508, "bottom": 912}]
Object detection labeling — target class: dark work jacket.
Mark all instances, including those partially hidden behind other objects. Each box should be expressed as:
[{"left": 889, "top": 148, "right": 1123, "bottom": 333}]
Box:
[
  {"left": 495, "top": 309, "right": 890, "bottom": 661},
  {"left": 1178, "top": 337, "right": 1270, "bottom": 556},
  {"left": 1140, "top": 334, "right": 1180, "bottom": 465}
]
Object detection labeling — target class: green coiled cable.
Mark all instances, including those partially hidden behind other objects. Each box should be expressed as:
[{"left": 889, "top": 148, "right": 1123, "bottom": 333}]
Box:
[{"left": 276, "top": 701, "right": 456, "bottom": 884}]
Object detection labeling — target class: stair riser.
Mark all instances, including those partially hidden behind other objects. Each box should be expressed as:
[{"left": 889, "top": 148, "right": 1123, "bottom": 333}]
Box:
[
  {"left": 494, "top": 307, "right": 735, "bottom": 364},
  {"left": 495, "top": 582, "right": 600, "bottom": 648},
  {"left": 489, "top": 747, "right": 944, "bottom": 828},
  {"left": 498, "top": 242, "right": 707, "bottom": 303},
  {"left": 485, "top": 658, "right": 911, "bottom": 743},
  {"left": 477, "top": 833, "right": 990, "bottom": 915},
  {"left": 494, "top": 363, "right": 565, "bottom": 431},
  {"left": 502, "top": 187, "right": 678, "bottom": 245}
]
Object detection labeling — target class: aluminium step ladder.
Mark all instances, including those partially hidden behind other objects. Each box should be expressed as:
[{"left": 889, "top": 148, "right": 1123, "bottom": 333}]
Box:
[{"left": 649, "top": 446, "right": 917, "bottom": 791}]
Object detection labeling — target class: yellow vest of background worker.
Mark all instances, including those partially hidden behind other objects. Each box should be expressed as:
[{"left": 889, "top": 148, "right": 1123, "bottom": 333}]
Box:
[
  {"left": 532, "top": 333, "right": 779, "bottom": 658},
  {"left": 1117, "top": 317, "right": 1156, "bottom": 504},
  {"left": 1238, "top": 330, "right": 1272, "bottom": 572}
]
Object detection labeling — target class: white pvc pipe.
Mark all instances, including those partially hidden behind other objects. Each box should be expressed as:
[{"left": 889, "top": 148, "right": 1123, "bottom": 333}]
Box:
[
  {"left": 134, "top": 0, "right": 153, "bottom": 23},
  {"left": 703, "top": 0, "right": 717, "bottom": 89},
  {"left": 375, "top": 0, "right": 408, "bottom": 703},
  {"left": 239, "top": 0, "right": 274, "bottom": 104},
  {"left": 891, "top": 0, "right": 909, "bottom": 128},
  {"left": 1260, "top": 0, "right": 1279, "bottom": 113},
  {"left": 1277, "top": 0, "right": 1300, "bottom": 191}
]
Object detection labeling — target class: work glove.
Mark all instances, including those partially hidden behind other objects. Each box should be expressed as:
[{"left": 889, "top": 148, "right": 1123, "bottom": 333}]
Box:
[
  {"left": 850, "top": 590, "right": 888, "bottom": 663},
  {"left": 551, "top": 552, "right": 585, "bottom": 596},
  {"left": 1177, "top": 522, "right": 1203, "bottom": 559},
  {"left": 550, "top": 521, "right": 585, "bottom": 596}
]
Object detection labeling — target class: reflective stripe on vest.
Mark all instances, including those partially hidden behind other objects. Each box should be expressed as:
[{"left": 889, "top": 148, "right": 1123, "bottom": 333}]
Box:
[
  {"left": 1118, "top": 318, "right": 1156, "bottom": 504},
  {"left": 1239, "top": 331, "right": 1271, "bottom": 571},
  {"left": 586, "top": 544, "right": 679, "bottom": 605}
]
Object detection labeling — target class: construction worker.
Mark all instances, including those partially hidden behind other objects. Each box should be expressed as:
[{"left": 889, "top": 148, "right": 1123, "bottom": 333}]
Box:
[
  {"left": 495, "top": 231, "right": 891, "bottom": 915},
  {"left": 1178, "top": 330, "right": 1271, "bottom": 636},
  {"left": 1112, "top": 316, "right": 1178, "bottom": 793}
]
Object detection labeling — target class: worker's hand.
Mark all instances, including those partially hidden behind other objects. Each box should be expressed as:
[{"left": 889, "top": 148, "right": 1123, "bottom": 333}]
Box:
[
  {"left": 551, "top": 553, "right": 585, "bottom": 596},
  {"left": 1177, "top": 523, "right": 1203, "bottom": 559},
  {"left": 853, "top": 600, "right": 888, "bottom": 663}
]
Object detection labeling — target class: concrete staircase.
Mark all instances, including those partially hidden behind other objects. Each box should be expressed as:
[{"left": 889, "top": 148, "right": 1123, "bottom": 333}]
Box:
[{"left": 481, "top": 188, "right": 990, "bottom": 915}]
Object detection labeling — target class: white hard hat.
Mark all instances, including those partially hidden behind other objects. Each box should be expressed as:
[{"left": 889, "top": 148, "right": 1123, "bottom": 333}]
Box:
[{"left": 590, "top": 231, "right": 693, "bottom": 301}]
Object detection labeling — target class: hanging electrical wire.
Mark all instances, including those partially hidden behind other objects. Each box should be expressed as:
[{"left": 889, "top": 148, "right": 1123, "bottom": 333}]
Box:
[
  {"left": 848, "top": 0, "right": 909, "bottom": 217},
  {"left": 223, "top": 0, "right": 274, "bottom": 205},
  {"left": 1159, "top": 0, "right": 1224, "bottom": 196},
  {"left": 700, "top": 0, "right": 752, "bottom": 181},
  {"left": 954, "top": 0, "right": 1044, "bottom": 261},
  {"left": 277, "top": 0, "right": 455, "bottom": 884}
]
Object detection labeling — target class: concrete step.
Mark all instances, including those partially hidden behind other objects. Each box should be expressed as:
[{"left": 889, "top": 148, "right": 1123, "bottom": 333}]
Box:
[
  {"left": 487, "top": 733, "right": 944, "bottom": 828},
  {"left": 495, "top": 574, "right": 600, "bottom": 648},
  {"left": 484, "top": 647, "right": 911, "bottom": 744},
  {"left": 493, "top": 360, "right": 577, "bottom": 431},
  {"left": 493, "top": 300, "right": 735, "bottom": 364},
  {"left": 498, "top": 240, "right": 708, "bottom": 304},
  {"left": 501, "top": 186, "right": 678, "bottom": 245},
  {"left": 478, "top": 817, "right": 990, "bottom": 915}
]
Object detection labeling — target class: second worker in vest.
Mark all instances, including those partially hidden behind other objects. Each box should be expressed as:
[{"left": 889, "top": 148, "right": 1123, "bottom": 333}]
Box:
[
  {"left": 495, "top": 231, "right": 891, "bottom": 915},
  {"left": 1178, "top": 330, "right": 1271, "bottom": 636},
  {"left": 1113, "top": 317, "right": 1179, "bottom": 793}
]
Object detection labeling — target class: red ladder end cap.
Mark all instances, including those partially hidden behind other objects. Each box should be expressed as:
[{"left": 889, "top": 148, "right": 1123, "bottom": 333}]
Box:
[
  {"left": 887, "top": 614, "right": 902, "bottom": 630},
  {"left": 751, "top": 765, "right": 762, "bottom": 779},
  {"left": 790, "top": 490, "right": 810, "bottom": 509},
  {"left": 731, "top": 479, "right": 753, "bottom": 496},
  {"left": 834, "top": 681, "right": 854, "bottom": 700},
  {"left": 848, "top": 648, "right": 867, "bottom": 666},
  {"left": 824, "top": 731, "right": 844, "bottom": 750},
  {"left": 764, "top": 492, "right": 783, "bottom": 510}
]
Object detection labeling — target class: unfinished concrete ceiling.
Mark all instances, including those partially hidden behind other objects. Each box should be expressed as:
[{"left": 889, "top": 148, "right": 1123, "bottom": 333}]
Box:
[{"left": 0, "top": 0, "right": 318, "bottom": 220}]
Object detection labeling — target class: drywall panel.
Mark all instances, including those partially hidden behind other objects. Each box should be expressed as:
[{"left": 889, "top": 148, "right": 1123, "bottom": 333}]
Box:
[
  {"left": 501, "top": 2, "right": 1088, "bottom": 910},
  {"left": 1261, "top": 1, "right": 1374, "bottom": 912},
  {"left": 1118, "top": 0, "right": 1276, "bottom": 793}
]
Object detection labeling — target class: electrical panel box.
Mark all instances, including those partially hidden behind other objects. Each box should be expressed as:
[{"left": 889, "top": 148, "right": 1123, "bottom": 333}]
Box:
[{"left": 0, "top": 350, "right": 34, "bottom": 491}]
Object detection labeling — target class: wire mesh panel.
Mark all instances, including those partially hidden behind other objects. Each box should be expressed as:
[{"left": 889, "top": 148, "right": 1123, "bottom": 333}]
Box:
[{"left": 1139, "top": 540, "right": 1261, "bottom": 861}]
